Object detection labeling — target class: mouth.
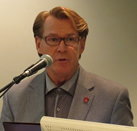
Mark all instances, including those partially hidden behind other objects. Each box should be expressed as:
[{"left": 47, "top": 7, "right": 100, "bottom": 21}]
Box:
[
  {"left": 59, "top": 59, "right": 67, "bottom": 61},
  {"left": 55, "top": 58, "right": 68, "bottom": 63}
]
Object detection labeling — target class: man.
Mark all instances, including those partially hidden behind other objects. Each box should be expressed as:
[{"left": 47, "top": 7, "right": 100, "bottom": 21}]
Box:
[{"left": 0, "top": 6, "right": 133, "bottom": 130}]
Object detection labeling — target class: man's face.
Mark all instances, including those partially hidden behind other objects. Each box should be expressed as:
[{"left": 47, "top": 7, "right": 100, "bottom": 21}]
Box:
[{"left": 35, "top": 16, "right": 85, "bottom": 78}]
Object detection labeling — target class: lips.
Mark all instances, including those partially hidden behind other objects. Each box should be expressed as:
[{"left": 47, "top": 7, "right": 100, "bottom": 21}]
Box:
[
  {"left": 55, "top": 58, "right": 68, "bottom": 63},
  {"left": 59, "top": 59, "right": 66, "bottom": 61}
]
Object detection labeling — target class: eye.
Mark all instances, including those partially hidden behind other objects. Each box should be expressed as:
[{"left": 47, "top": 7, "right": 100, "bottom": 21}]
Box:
[
  {"left": 50, "top": 37, "right": 58, "bottom": 42},
  {"left": 46, "top": 37, "right": 59, "bottom": 42},
  {"left": 67, "top": 37, "right": 75, "bottom": 41}
]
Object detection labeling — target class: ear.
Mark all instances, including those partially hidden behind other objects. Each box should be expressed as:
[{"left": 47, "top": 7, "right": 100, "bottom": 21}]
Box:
[
  {"left": 35, "top": 36, "right": 42, "bottom": 54},
  {"left": 80, "top": 37, "right": 86, "bottom": 54}
]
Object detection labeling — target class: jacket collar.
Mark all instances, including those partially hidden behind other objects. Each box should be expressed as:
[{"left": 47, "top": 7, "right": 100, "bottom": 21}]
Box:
[
  {"left": 29, "top": 71, "right": 45, "bottom": 90},
  {"left": 68, "top": 66, "right": 95, "bottom": 120}
]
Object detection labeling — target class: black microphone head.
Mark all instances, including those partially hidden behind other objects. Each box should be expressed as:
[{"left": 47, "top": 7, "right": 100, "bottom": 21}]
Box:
[{"left": 40, "top": 54, "right": 53, "bottom": 68}]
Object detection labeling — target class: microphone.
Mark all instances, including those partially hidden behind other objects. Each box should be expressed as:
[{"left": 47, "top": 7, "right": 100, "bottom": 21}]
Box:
[
  {"left": 13, "top": 54, "right": 53, "bottom": 84},
  {"left": 24, "top": 54, "right": 53, "bottom": 76}
]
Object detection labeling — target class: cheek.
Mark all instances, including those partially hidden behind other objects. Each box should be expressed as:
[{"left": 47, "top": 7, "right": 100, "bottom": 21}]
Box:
[
  {"left": 70, "top": 46, "right": 81, "bottom": 59},
  {"left": 39, "top": 46, "right": 57, "bottom": 60}
]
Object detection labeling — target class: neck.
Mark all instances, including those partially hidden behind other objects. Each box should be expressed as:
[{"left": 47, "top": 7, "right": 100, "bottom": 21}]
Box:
[{"left": 47, "top": 69, "right": 77, "bottom": 87}]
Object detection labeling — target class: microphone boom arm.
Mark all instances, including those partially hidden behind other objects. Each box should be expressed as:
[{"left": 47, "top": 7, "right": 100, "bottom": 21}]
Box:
[{"left": 0, "top": 54, "right": 53, "bottom": 98}]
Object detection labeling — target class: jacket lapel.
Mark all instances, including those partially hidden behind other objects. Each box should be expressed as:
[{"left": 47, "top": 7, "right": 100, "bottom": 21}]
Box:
[
  {"left": 25, "top": 71, "right": 46, "bottom": 121},
  {"left": 68, "top": 66, "right": 95, "bottom": 120},
  {"left": 24, "top": 67, "right": 95, "bottom": 121}
]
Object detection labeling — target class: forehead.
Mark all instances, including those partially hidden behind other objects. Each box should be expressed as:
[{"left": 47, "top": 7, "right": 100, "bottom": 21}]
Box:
[{"left": 43, "top": 16, "right": 78, "bottom": 37}]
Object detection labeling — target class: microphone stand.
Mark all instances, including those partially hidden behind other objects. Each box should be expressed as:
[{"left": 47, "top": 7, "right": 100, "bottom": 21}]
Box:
[
  {"left": 0, "top": 81, "right": 15, "bottom": 98},
  {"left": 0, "top": 54, "right": 51, "bottom": 98},
  {"left": 0, "top": 72, "right": 27, "bottom": 98}
]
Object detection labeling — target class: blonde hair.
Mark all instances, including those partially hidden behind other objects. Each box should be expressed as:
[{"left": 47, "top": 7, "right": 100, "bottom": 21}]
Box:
[{"left": 33, "top": 6, "right": 89, "bottom": 38}]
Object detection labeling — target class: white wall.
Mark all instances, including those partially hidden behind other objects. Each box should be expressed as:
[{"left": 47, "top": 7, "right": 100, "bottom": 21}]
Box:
[{"left": 0, "top": 0, "right": 137, "bottom": 126}]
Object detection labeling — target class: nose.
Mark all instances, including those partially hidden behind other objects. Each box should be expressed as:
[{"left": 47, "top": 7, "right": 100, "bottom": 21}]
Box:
[{"left": 57, "top": 39, "right": 67, "bottom": 52}]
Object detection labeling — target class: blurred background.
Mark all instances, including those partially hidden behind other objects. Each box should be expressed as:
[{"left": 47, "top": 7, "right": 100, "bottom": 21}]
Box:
[{"left": 0, "top": 0, "right": 137, "bottom": 126}]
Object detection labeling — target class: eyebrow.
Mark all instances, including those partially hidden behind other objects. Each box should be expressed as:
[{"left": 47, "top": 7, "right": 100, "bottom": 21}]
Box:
[{"left": 46, "top": 33, "right": 78, "bottom": 37}]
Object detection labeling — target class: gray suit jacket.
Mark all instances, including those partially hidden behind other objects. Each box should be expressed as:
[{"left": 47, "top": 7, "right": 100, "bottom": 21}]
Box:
[{"left": 0, "top": 66, "right": 133, "bottom": 130}]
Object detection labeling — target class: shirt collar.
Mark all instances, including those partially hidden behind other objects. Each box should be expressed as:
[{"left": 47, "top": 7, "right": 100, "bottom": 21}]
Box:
[{"left": 46, "top": 68, "right": 79, "bottom": 96}]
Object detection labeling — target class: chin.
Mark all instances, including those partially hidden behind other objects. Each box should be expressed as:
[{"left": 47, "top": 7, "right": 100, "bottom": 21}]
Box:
[
  {"left": 55, "top": 66, "right": 72, "bottom": 74},
  {"left": 57, "top": 68, "right": 70, "bottom": 73},
  {"left": 48, "top": 64, "right": 77, "bottom": 75}
]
